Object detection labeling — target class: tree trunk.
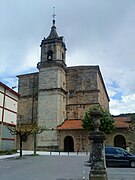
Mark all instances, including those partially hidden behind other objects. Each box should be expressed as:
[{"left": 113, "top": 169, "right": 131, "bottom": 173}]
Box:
[
  {"left": 33, "top": 133, "right": 37, "bottom": 155},
  {"left": 20, "top": 135, "right": 23, "bottom": 157}
]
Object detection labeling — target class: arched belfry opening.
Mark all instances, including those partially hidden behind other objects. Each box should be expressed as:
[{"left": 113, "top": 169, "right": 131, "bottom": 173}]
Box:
[
  {"left": 114, "top": 135, "right": 126, "bottom": 149},
  {"left": 64, "top": 136, "right": 74, "bottom": 152},
  {"left": 47, "top": 50, "right": 53, "bottom": 60}
]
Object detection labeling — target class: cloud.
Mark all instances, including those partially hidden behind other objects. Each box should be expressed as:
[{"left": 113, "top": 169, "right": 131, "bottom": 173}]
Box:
[{"left": 110, "top": 93, "right": 135, "bottom": 115}]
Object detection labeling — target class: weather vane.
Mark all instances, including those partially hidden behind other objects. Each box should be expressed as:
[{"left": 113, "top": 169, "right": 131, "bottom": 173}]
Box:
[{"left": 52, "top": 7, "right": 56, "bottom": 26}]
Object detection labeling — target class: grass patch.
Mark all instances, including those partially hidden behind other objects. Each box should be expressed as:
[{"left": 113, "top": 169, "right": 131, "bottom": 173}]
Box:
[
  {"left": 0, "top": 149, "right": 17, "bottom": 155},
  {"left": 31, "top": 153, "right": 39, "bottom": 156}
]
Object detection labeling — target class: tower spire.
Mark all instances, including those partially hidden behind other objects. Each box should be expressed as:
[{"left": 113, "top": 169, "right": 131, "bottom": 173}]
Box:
[
  {"left": 52, "top": 7, "right": 56, "bottom": 26},
  {"left": 46, "top": 7, "right": 58, "bottom": 39}
]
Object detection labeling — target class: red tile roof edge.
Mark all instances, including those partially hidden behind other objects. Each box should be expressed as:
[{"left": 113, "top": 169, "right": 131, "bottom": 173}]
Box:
[{"left": 57, "top": 118, "right": 130, "bottom": 130}]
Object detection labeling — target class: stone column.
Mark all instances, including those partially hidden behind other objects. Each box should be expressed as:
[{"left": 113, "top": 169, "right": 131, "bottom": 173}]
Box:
[{"left": 88, "top": 110, "right": 108, "bottom": 180}]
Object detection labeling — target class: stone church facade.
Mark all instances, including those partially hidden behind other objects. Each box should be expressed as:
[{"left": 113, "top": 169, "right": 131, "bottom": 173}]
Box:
[{"left": 17, "top": 19, "right": 111, "bottom": 152}]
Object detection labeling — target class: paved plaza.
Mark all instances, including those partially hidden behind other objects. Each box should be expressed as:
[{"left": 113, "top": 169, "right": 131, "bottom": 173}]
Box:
[{"left": 0, "top": 153, "right": 135, "bottom": 180}]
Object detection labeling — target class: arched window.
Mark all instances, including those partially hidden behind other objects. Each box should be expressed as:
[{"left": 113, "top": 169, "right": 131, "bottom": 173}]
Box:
[
  {"left": 47, "top": 50, "right": 53, "bottom": 60},
  {"left": 62, "top": 52, "right": 64, "bottom": 61},
  {"left": 114, "top": 135, "right": 126, "bottom": 149}
]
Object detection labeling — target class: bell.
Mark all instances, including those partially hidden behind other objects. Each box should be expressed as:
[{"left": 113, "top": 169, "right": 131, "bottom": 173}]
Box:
[{"left": 48, "top": 55, "right": 52, "bottom": 60}]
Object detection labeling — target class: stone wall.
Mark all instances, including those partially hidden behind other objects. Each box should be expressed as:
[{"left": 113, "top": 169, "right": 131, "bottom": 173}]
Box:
[
  {"left": 105, "top": 128, "right": 135, "bottom": 153},
  {"left": 66, "top": 66, "right": 109, "bottom": 120},
  {"left": 58, "top": 128, "right": 135, "bottom": 153},
  {"left": 17, "top": 134, "right": 34, "bottom": 150},
  {"left": 17, "top": 72, "right": 38, "bottom": 150},
  {"left": 37, "top": 65, "right": 66, "bottom": 148},
  {"left": 97, "top": 72, "right": 109, "bottom": 110},
  {"left": 17, "top": 72, "right": 38, "bottom": 123},
  {"left": 58, "top": 130, "right": 90, "bottom": 152}
]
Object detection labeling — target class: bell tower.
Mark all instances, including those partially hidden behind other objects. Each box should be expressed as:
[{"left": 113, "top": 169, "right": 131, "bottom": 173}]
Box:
[
  {"left": 37, "top": 13, "right": 67, "bottom": 150},
  {"left": 38, "top": 10, "right": 66, "bottom": 68}
]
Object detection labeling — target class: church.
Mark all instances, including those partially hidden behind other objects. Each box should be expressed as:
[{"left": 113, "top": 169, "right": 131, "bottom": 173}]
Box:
[{"left": 17, "top": 17, "right": 110, "bottom": 152}]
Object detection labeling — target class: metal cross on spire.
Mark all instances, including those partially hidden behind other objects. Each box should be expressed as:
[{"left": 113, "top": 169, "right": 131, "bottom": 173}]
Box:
[{"left": 52, "top": 7, "right": 56, "bottom": 26}]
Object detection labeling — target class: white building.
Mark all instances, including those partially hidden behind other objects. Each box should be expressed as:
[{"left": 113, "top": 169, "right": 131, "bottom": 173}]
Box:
[{"left": 0, "top": 82, "right": 19, "bottom": 151}]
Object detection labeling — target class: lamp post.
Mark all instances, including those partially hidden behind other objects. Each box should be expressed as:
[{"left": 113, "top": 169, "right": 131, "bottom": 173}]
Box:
[{"left": 89, "top": 109, "right": 108, "bottom": 180}]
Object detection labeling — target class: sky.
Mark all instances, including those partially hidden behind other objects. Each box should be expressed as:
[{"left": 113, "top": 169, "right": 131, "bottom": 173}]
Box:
[{"left": 0, "top": 0, "right": 135, "bottom": 115}]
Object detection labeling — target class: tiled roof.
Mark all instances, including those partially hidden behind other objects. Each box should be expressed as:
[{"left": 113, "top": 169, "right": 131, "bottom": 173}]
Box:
[
  {"left": 114, "top": 116, "right": 131, "bottom": 128},
  {"left": 114, "top": 116, "right": 130, "bottom": 128},
  {"left": 57, "top": 116, "right": 131, "bottom": 130},
  {"left": 115, "top": 121, "right": 129, "bottom": 128},
  {"left": 113, "top": 116, "right": 131, "bottom": 122},
  {"left": 57, "top": 120, "right": 83, "bottom": 130}
]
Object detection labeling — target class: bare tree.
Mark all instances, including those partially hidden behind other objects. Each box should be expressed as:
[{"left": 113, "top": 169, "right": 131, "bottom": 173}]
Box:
[{"left": 7, "top": 123, "right": 45, "bottom": 157}]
